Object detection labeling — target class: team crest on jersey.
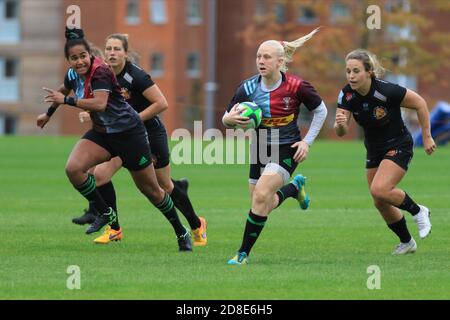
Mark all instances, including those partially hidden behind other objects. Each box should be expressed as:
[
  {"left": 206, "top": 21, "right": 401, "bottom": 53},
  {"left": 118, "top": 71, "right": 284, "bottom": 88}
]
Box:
[
  {"left": 345, "top": 92, "right": 354, "bottom": 102},
  {"left": 283, "top": 97, "right": 291, "bottom": 110},
  {"left": 120, "top": 87, "right": 130, "bottom": 100},
  {"left": 373, "top": 106, "right": 387, "bottom": 120}
]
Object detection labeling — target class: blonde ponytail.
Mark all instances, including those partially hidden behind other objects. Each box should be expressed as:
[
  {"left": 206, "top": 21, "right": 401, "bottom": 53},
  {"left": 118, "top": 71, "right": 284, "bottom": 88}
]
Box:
[{"left": 280, "top": 27, "right": 320, "bottom": 72}]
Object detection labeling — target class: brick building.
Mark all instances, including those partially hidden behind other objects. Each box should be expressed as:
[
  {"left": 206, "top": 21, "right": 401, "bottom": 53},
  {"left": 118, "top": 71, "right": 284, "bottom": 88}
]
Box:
[{"left": 0, "top": 0, "right": 448, "bottom": 136}]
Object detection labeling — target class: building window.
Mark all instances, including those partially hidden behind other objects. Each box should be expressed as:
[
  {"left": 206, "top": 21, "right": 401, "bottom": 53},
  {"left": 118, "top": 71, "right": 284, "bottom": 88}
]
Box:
[
  {"left": 126, "top": 0, "right": 140, "bottom": 24},
  {"left": 330, "top": 1, "right": 351, "bottom": 24},
  {"left": 186, "top": 53, "right": 200, "bottom": 78},
  {"left": 0, "top": 57, "right": 19, "bottom": 102},
  {"left": 186, "top": 0, "right": 202, "bottom": 25},
  {"left": 0, "top": 0, "right": 20, "bottom": 43},
  {"left": 255, "top": 0, "right": 267, "bottom": 20},
  {"left": 385, "top": 74, "right": 417, "bottom": 91},
  {"left": 297, "top": 6, "right": 317, "bottom": 25},
  {"left": 5, "top": 58, "right": 17, "bottom": 78},
  {"left": 274, "top": 3, "right": 286, "bottom": 24},
  {"left": 0, "top": 113, "right": 17, "bottom": 135},
  {"left": 150, "top": 53, "right": 164, "bottom": 78},
  {"left": 150, "top": 0, "right": 167, "bottom": 24},
  {"left": 5, "top": 0, "right": 18, "bottom": 19},
  {"left": 385, "top": 0, "right": 410, "bottom": 13}
]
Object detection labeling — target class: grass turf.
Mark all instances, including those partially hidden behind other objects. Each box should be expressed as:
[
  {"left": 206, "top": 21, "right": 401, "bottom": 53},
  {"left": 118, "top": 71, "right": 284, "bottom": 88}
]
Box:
[{"left": 0, "top": 136, "right": 449, "bottom": 299}]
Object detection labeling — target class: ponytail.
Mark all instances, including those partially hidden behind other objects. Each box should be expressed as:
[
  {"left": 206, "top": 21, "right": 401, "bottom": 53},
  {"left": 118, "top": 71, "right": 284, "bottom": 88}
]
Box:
[{"left": 280, "top": 27, "right": 320, "bottom": 72}]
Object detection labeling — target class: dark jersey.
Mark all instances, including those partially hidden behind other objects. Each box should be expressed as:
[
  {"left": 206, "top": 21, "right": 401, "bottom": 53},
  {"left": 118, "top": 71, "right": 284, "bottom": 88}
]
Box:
[
  {"left": 64, "top": 58, "right": 141, "bottom": 134},
  {"left": 115, "top": 61, "right": 162, "bottom": 128},
  {"left": 227, "top": 72, "right": 322, "bottom": 144},
  {"left": 337, "top": 78, "right": 409, "bottom": 154}
]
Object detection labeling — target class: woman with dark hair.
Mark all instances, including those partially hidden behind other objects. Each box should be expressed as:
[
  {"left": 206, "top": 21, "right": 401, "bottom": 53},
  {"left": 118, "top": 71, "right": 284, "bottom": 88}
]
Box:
[
  {"left": 36, "top": 28, "right": 192, "bottom": 251},
  {"left": 73, "top": 33, "right": 207, "bottom": 246}
]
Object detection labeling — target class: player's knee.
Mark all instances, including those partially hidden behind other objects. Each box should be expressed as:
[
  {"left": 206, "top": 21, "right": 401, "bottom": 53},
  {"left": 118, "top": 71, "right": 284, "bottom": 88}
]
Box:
[
  {"left": 141, "top": 186, "right": 164, "bottom": 204},
  {"left": 370, "top": 184, "right": 389, "bottom": 201},
  {"left": 65, "top": 162, "right": 81, "bottom": 179},
  {"left": 158, "top": 178, "right": 173, "bottom": 194},
  {"left": 253, "top": 187, "right": 271, "bottom": 206}
]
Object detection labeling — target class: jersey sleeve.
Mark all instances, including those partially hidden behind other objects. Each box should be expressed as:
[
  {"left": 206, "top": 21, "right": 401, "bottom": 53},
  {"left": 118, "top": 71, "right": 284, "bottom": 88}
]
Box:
[
  {"left": 64, "top": 69, "right": 74, "bottom": 90},
  {"left": 298, "top": 80, "right": 322, "bottom": 111},
  {"left": 386, "top": 82, "right": 407, "bottom": 106},
  {"left": 91, "top": 66, "right": 113, "bottom": 92},
  {"left": 133, "top": 69, "right": 155, "bottom": 93},
  {"left": 337, "top": 87, "right": 352, "bottom": 111},
  {"left": 226, "top": 83, "right": 249, "bottom": 112}
]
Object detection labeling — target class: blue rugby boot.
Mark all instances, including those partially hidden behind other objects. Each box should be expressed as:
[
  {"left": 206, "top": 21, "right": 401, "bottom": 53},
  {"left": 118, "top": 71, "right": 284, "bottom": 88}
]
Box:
[
  {"left": 291, "top": 174, "right": 310, "bottom": 210},
  {"left": 227, "top": 252, "right": 248, "bottom": 265}
]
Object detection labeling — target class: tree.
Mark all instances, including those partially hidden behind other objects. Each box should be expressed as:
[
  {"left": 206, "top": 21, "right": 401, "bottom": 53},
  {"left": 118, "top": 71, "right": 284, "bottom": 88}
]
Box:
[{"left": 238, "top": 0, "right": 450, "bottom": 98}]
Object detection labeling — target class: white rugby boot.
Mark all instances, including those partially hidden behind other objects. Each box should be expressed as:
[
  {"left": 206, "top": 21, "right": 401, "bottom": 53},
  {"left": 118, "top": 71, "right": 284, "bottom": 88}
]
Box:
[{"left": 413, "top": 205, "right": 432, "bottom": 239}]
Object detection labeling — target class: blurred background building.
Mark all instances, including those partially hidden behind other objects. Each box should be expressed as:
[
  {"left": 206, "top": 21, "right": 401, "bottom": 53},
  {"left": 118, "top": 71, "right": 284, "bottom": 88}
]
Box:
[{"left": 0, "top": 0, "right": 449, "bottom": 138}]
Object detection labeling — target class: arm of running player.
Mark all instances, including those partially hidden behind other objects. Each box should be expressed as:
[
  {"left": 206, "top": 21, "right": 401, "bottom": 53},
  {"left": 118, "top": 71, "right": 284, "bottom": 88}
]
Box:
[
  {"left": 43, "top": 87, "right": 109, "bottom": 112},
  {"left": 334, "top": 108, "right": 352, "bottom": 137},
  {"left": 139, "top": 85, "right": 169, "bottom": 121},
  {"left": 292, "top": 101, "right": 328, "bottom": 163},
  {"left": 222, "top": 104, "right": 251, "bottom": 128},
  {"left": 37, "top": 84, "right": 70, "bottom": 129},
  {"left": 401, "top": 89, "right": 436, "bottom": 155}
]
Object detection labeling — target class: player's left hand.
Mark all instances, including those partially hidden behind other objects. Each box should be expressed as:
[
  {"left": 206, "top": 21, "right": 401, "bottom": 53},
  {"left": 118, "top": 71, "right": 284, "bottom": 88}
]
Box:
[
  {"left": 423, "top": 136, "right": 436, "bottom": 155},
  {"left": 79, "top": 111, "right": 91, "bottom": 123},
  {"left": 43, "top": 87, "right": 65, "bottom": 105},
  {"left": 291, "top": 140, "right": 309, "bottom": 163}
]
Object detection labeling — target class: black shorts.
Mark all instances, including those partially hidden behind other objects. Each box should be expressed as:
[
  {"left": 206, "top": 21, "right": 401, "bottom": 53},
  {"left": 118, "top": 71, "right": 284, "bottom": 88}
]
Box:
[
  {"left": 82, "top": 122, "right": 152, "bottom": 171},
  {"left": 145, "top": 118, "right": 170, "bottom": 169},
  {"left": 249, "top": 142, "right": 298, "bottom": 183},
  {"left": 366, "top": 139, "right": 414, "bottom": 171}
]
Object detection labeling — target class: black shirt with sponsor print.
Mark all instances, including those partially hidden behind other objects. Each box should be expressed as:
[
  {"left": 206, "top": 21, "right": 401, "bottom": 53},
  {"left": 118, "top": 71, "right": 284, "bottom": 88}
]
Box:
[
  {"left": 115, "top": 61, "right": 163, "bottom": 130},
  {"left": 337, "top": 78, "right": 411, "bottom": 154},
  {"left": 64, "top": 59, "right": 141, "bottom": 134},
  {"left": 227, "top": 72, "right": 322, "bottom": 145}
]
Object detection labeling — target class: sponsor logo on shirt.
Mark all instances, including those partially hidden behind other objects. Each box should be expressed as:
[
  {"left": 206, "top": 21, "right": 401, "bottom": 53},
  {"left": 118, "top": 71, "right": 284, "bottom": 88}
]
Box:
[{"left": 261, "top": 114, "right": 295, "bottom": 127}]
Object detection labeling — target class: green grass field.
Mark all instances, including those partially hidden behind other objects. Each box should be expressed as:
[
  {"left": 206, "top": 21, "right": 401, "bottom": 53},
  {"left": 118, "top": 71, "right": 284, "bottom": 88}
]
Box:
[{"left": 0, "top": 136, "right": 449, "bottom": 300}]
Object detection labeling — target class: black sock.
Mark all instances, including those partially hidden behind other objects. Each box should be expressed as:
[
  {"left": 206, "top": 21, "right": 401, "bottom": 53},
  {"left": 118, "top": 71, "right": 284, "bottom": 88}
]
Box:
[
  {"left": 88, "top": 201, "right": 97, "bottom": 214},
  {"left": 238, "top": 211, "right": 268, "bottom": 255},
  {"left": 75, "top": 174, "right": 109, "bottom": 214},
  {"left": 387, "top": 216, "right": 412, "bottom": 243},
  {"left": 397, "top": 193, "right": 420, "bottom": 216},
  {"left": 276, "top": 183, "right": 299, "bottom": 208},
  {"left": 155, "top": 193, "right": 186, "bottom": 237},
  {"left": 98, "top": 181, "right": 120, "bottom": 230},
  {"left": 170, "top": 182, "right": 201, "bottom": 230}
]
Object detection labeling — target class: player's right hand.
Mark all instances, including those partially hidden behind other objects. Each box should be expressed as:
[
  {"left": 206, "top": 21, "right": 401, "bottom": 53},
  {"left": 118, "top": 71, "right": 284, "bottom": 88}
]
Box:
[
  {"left": 335, "top": 111, "right": 348, "bottom": 125},
  {"left": 224, "top": 103, "right": 250, "bottom": 127}
]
